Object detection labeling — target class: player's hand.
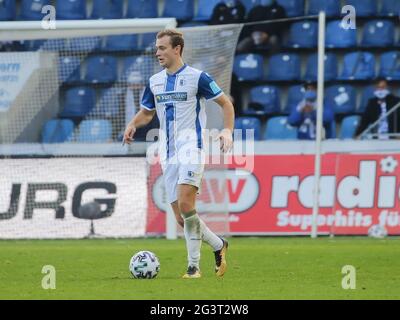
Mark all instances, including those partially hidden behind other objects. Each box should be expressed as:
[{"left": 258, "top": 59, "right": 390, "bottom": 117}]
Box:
[
  {"left": 123, "top": 124, "right": 136, "bottom": 145},
  {"left": 216, "top": 128, "right": 233, "bottom": 153}
]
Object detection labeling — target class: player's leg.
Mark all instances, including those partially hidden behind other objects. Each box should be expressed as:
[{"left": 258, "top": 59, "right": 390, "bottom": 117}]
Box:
[{"left": 170, "top": 201, "right": 184, "bottom": 228}]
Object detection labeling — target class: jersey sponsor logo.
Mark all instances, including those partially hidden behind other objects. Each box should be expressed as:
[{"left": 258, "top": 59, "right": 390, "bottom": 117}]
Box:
[
  {"left": 209, "top": 81, "right": 221, "bottom": 95},
  {"left": 155, "top": 92, "right": 188, "bottom": 104}
]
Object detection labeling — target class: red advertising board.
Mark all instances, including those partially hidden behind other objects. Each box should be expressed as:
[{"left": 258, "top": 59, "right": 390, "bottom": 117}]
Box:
[{"left": 147, "top": 154, "right": 400, "bottom": 235}]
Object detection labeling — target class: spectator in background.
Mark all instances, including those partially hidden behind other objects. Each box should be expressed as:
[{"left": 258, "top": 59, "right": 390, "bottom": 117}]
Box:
[
  {"left": 355, "top": 78, "right": 400, "bottom": 139},
  {"left": 210, "top": 0, "right": 246, "bottom": 25},
  {"left": 288, "top": 82, "right": 334, "bottom": 140},
  {"left": 236, "top": 0, "right": 286, "bottom": 54}
]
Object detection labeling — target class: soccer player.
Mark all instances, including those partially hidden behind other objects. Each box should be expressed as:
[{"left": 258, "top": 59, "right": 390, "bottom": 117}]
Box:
[{"left": 123, "top": 30, "right": 235, "bottom": 279}]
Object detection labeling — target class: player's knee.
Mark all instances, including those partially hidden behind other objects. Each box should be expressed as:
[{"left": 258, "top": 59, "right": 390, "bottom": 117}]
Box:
[{"left": 178, "top": 201, "right": 195, "bottom": 216}]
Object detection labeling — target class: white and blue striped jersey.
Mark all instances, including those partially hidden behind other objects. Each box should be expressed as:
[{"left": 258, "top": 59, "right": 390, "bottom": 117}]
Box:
[{"left": 141, "top": 64, "right": 223, "bottom": 159}]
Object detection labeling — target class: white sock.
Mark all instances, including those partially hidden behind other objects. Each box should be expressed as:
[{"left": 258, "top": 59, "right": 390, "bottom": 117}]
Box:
[
  {"left": 183, "top": 212, "right": 202, "bottom": 269},
  {"left": 200, "top": 219, "right": 223, "bottom": 252}
]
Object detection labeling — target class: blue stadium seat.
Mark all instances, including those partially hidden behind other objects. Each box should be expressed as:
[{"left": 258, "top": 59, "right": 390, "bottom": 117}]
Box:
[
  {"left": 138, "top": 33, "right": 157, "bottom": 51},
  {"left": 304, "top": 53, "right": 338, "bottom": 82},
  {"left": 20, "top": 0, "right": 49, "bottom": 20},
  {"left": 92, "top": 88, "right": 125, "bottom": 118},
  {"left": 194, "top": 0, "right": 220, "bottom": 21},
  {"left": 359, "top": 85, "right": 375, "bottom": 113},
  {"left": 179, "top": 21, "right": 208, "bottom": 28},
  {"left": 325, "top": 20, "right": 357, "bottom": 48},
  {"left": 344, "top": 0, "right": 377, "bottom": 17},
  {"left": 361, "top": 20, "right": 395, "bottom": 47},
  {"left": 308, "top": 0, "right": 340, "bottom": 17},
  {"left": 42, "top": 119, "right": 74, "bottom": 143},
  {"left": 60, "top": 87, "right": 96, "bottom": 118},
  {"left": 67, "top": 37, "right": 102, "bottom": 52},
  {"left": 126, "top": 0, "right": 158, "bottom": 18},
  {"left": 162, "top": 0, "right": 194, "bottom": 21},
  {"left": 84, "top": 55, "right": 117, "bottom": 84},
  {"left": 267, "top": 53, "right": 301, "bottom": 81},
  {"left": 276, "top": 0, "right": 304, "bottom": 17},
  {"left": 246, "top": 85, "right": 281, "bottom": 115},
  {"left": 122, "top": 56, "right": 155, "bottom": 84},
  {"left": 234, "top": 117, "right": 262, "bottom": 141},
  {"left": 25, "top": 39, "right": 65, "bottom": 51},
  {"left": 56, "top": 0, "right": 86, "bottom": 20},
  {"left": 264, "top": 116, "right": 297, "bottom": 140},
  {"left": 380, "top": 0, "right": 400, "bottom": 17},
  {"left": 91, "top": 0, "right": 123, "bottom": 19},
  {"left": 77, "top": 120, "right": 112, "bottom": 143},
  {"left": 284, "top": 85, "right": 305, "bottom": 113},
  {"left": 59, "top": 56, "right": 81, "bottom": 84},
  {"left": 0, "top": 0, "right": 16, "bottom": 21},
  {"left": 340, "top": 52, "right": 375, "bottom": 80},
  {"left": 287, "top": 20, "right": 318, "bottom": 48},
  {"left": 340, "top": 115, "right": 361, "bottom": 139},
  {"left": 233, "top": 54, "right": 264, "bottom": 81},
  {"left": 104, "top": 34, "right": 139, "bottom": 52},
  {"left": 379, "top": 51, "right": 400, "bottom": 81},
  {"left": 325, "top": 85, "right": 356, "bottom": 114}
]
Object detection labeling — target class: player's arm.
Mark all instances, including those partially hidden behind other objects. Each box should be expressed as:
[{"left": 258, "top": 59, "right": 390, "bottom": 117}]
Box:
[
  {"left": 214, "top": 94, "right": 235, "bottom": 153},
  {"left": 123, "top": 84, "right": 156, "bottom": 145}
]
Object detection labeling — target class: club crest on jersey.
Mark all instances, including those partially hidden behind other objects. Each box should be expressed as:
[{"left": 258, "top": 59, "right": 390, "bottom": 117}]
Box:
[
  {"left": 155, "top": 92, "right": 188, "bottom": 104},
  {"left": 180, "top": 79, "right": 185, "bottom": 86}
]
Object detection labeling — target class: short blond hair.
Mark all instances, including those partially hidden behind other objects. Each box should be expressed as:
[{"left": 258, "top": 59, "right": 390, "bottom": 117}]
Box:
[{"left": 157, "top": 29, "right": 184, "bottom": 56}]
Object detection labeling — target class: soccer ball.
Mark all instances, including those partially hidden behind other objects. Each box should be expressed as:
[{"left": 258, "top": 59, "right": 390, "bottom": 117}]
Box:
[
  {"left": 129, "top": 251, "right": 160, "bottom": 279},
  {"left": 368, "top": 224, "right": 387, "bottom": 239}
]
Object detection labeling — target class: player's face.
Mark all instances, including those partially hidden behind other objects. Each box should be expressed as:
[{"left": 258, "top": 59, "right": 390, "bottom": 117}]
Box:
[{"left": 155, "top": 36, "right": 181, "bottom": 68}]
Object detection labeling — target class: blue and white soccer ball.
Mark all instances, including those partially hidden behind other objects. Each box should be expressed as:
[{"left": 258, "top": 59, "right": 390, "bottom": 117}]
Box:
[
  {"left": 368, "top": 224, "right": 388, "bottom": 239},
  {"left": 129, "top": 251, "right": 160, "bottom": 279}
]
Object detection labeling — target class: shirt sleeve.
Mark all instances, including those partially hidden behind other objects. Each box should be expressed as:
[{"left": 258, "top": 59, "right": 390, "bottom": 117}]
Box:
[
  {"left": 198, "top": 72, "right": 224, "bottom": 101},
  {"left": 140, "top": 84, "right": 156, "bottom": 111}
]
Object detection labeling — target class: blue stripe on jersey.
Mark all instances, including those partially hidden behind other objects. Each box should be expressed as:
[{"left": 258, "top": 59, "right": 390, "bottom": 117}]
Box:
[
  {"left": 195, "top": 94, "right": 202, "bottom": 149},
  {"left": 165, "top": 74, "right": 177, "bottom": 158}
]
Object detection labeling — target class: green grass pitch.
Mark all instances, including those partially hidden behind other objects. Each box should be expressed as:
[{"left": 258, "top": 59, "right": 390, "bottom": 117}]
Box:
[{"left": 0, "top": 237, "right": 399, "bottom": 300}]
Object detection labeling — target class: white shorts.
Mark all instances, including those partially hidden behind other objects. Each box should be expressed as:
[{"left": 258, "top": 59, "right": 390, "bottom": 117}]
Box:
[{"left": 161, "top": 148, "right": 205, "bottom": 203}]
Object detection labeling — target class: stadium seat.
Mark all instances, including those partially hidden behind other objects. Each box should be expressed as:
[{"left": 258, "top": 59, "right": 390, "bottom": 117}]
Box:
[
  {"left": 339, "top": 52, "right": 375, "bottom": 80},
  {"left": 179, "top": 21, "right": 208, "bottom": 28},
  {"left": 162, "top": 0, "right": 194, "bottom": 21},
  {"left": 92, "top": 88, "right": 125, "bottom": 118},
  {"left": 267, "top": 53, "right": 301, "bottom": 81},
  {"left": 379, "top": 51, "right": 400, "bottom": 81},
  {"left": 138, "top": 33, "right": 157, "bottom": 51},
  {"left": 358, "top": 85, "right": 375, "bottom": 113},
  {"left": 233, "top": 54, "right": 264, "bottom": 81},
  {"left": 59, "top": 56, "right": 81, "bottom": 84},
  {"left": 325, "top": 85, "right": 356, "bottom": 114},
  {"left": 304, "top": 53, "right": 338, "bottom": 82},
  {"left": 20, "top": 0, "right": 50, "bottom": 20},
  {"left": 308, "top": 0, "right": 340, "bottom": 17},
  {"left": 194, "top": 0, "right": 220, "bottom": 21},
  {"left": 91, "top": 0, "right": 123, "bottom": 19},
  {"left": 60, "top": 87, "right": 96, "bottom": 118},
  {"left": 246, "top": 85, "right": 281, "bottom": 115},
  {"left": 264, "top": 116, "right": 297, "bottom": 140},
  {"left": 77, "top": 120, "right": 112, "bottom": 143},
  {"left": 67, "top": 36, "right": 102, "bottom": 52},
  {"left": 325, "top": 20, "right": 357, "bottom": 48},
  {"left": 104, "top": 34, "right": 139, "bottom": 52},
  {"left": 361, "top": 20, "right": 395, "bottom": 47},
  {"left": 41, "top": 119, "right": 74, "bottom": 143},
  {"left": 0, "top": 0, "right": 16, "bottom": 21},
  {"left": 234, "top": 117, "right": 262, "bottom": 140},
  {"left": 340, "top": 115, "right": 361, "bottom": 139},
  {"left": 122, "top": 56, "right": 155, "bottom": 84},
  {"left": 380, "top": 0, "right": 400, "bottom": 17},
  {"left": 343, "top": 0, "right": 377, "bottom": 17},
  {"left": 287, "top": 20, "right": 318, "bottom": 48},
  {"left": 24, "top": 39, "right": 65, "bottom": 51},
  {"left": 84, "top": 55, "right": 118, "bottom": 84},
  {"left": 56, "top": 0, "right": 86, "bottom": 20},
  {"left": 126, "top": 0, "right": 158, "bottom": 18},
  {"left": 276, "top": 0, "right": 304, "bottom": 17},
  {"left": 284, "top": 85, "right": 305, "bottom": 113}
]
